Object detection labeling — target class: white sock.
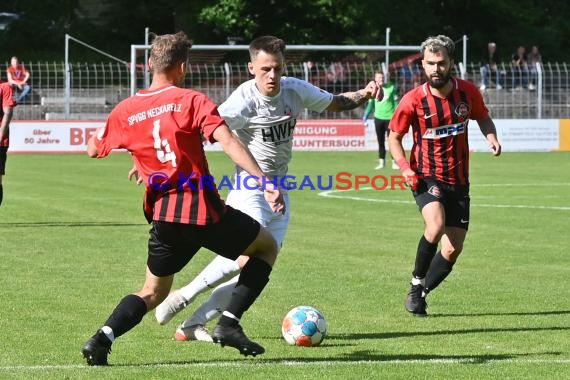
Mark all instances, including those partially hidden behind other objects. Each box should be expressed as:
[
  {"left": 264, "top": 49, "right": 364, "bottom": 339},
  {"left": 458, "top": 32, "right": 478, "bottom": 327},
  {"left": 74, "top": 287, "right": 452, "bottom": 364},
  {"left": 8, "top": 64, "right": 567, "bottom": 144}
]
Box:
[
  {"left": 101, "top": 326, "right": 115, "bottom": 342},
  {"left": 178, "top": 255, "right": 240, "bottom": 302},
  {"left": 411, "top": 276, "right": 425, "bottom": 287},
  {"left": 221, "top": 311, "right": 239, "bottom": 322},
  {"left": 182, "top": 276, "right": 238, "bottom": 327}
]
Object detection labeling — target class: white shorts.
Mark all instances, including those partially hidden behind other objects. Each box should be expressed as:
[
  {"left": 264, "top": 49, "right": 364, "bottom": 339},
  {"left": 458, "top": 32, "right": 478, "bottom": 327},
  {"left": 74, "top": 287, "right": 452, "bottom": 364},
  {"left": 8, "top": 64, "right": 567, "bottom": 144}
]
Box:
[{"left": 226, "top": 186, "right": 290, "bottom": 251}]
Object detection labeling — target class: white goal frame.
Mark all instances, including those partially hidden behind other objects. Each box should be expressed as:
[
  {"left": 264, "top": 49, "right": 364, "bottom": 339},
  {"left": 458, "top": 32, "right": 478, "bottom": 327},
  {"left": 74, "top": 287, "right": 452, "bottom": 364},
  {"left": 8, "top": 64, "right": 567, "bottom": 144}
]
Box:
[{"left": 130, "top": 33, "right": 468, "bottom": 96}]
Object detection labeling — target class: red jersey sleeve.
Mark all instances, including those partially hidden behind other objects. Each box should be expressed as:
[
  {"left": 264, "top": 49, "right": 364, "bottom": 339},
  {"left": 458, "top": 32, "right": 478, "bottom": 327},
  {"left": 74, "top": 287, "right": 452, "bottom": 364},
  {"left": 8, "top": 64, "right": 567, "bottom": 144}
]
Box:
[
  {"left": 1, "top": 83, "right": 16, "bottom": 108},
  {"left": 94, "top": 107, "right": 125, "bottom": 158},
  {"left": 465, "top": 81, "right": 489, "bottom": 120},
  {"left": 1, "top": 83, "right": 15, "bottom": 147},
  {"left": 190, "top": 94, "right": 225, "bottom": 143},
  {"left": 389, "top": 92, "right": 414, "bottom": 135}
]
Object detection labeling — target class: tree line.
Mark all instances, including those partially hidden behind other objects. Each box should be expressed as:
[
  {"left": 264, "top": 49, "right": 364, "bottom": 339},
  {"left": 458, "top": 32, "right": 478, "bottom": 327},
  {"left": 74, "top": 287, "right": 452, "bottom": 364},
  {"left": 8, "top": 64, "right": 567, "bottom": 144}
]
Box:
[{"left": 1, "top": 0, "right": 568, "bottom": 63}]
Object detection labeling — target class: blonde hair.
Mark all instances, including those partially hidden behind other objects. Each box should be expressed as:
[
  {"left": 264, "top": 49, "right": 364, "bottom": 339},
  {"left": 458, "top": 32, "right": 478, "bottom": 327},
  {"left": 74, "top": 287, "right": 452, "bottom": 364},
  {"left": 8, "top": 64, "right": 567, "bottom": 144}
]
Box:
[
  {"left": 149, "top": 31, "right": 193, "bottom": 73},
  {"left": 420, "top": 35, "right": 455, "bottom": 58}
]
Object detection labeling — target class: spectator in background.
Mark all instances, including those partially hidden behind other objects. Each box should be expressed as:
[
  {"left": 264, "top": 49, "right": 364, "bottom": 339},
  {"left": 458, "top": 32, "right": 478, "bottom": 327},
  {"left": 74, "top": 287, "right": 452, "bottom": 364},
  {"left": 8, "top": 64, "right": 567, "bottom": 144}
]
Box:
[
  {"left": 6, "top": 56, "right": 31, "bottom": 103},
  {"left": 306, "top": 60, "right": 321, "bottom": 86},
  {"left": 363, "top": 70, "right": 399, "bottom": 169},
  {"left": 0, "top": 81, "right": 15, "bottom": 206},
  {"left": 527, "top": 45, "right": 542, "bottom": 91},
  {"left": 479, "top": 42, "right": 504, "bottom": 91},
  {"left": 400, "top": 58, "right": 421, "bottom": 96},
  {"left": 511, "top": 45, "right": 529, "bottom": 89},
  {"left": 326, "top": 61, "right": 347, "bottom": 93}
]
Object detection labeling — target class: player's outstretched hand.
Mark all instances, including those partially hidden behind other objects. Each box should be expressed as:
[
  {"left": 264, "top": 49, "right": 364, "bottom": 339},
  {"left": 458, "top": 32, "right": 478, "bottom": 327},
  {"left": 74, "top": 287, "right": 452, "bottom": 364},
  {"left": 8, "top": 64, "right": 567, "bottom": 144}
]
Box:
[
  {"left": 402, "top": 168, "right": 419, "bottom": 188},
  {"left": 363, "top": 80, "right": 383, "bottom": 100},
  {"left": 263, "top": 183, "right": 285, "bottom": 214},
  {"left": 489, "top": 140, "right": 502, "bottom": 156},
  {"left": 128, "top": 164, "right": 143, "bottom": 185}
]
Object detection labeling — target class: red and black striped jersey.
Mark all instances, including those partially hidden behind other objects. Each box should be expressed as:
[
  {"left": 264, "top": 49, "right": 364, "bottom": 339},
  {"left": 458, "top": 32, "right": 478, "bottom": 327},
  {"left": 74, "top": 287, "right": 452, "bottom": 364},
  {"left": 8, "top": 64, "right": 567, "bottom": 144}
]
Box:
[
  {"left": 389, "top": 78, "right": 488, "bottom": 186},
  {"left": 95, "top": 85, "right": 227, "bottom": 225},
  {"left": 0, "top": 82, "right": 15, "bottom": 147}
]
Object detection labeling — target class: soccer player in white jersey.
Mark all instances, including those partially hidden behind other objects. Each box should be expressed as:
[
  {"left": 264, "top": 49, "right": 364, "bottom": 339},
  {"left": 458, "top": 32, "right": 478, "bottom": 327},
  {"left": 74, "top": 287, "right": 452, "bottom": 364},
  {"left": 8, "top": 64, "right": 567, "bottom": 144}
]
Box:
[{"left": 154, "top": 35, "right": 381, "bottom": 341}]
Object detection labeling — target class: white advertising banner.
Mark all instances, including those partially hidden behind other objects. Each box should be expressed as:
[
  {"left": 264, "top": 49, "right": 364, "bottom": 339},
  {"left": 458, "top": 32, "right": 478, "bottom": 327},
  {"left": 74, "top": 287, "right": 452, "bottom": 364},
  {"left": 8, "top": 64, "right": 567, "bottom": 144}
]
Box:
[
  {"left": 351, "top": 119, "right": 559, "bottom": 152},
  {"left": 7, "top": 119, "right": 562, "bottom": 153},
  {"left": 467, "top": 119, "right": 559, "bottom": 152},
  {"left": 10, "top": 121, "right": 105, "bottom": 152}
]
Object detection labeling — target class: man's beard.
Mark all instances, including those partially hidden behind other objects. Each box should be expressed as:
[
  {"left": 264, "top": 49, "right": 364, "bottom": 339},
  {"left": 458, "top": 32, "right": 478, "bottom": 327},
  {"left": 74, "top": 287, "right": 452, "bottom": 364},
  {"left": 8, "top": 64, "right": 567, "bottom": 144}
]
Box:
[{"left": 428, "top": 72, "right": 452, "bottom": 89}]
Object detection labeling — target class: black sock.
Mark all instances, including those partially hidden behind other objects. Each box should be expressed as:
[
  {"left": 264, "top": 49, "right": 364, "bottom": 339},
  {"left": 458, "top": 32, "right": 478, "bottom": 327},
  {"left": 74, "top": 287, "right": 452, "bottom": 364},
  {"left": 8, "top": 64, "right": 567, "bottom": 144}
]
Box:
[
  {"left": 0, "top": 184, "right": 3, "bottom": 206},
  {"left": 412, "top": 235, "right": 438, "bottom": 279},
  {"left": 218, "top": 257, "right": 271, "bottom": 327},
  {"left": 425, "top": 251, "right": 455, "bottom": 294},
  {"left": 103, "top": 294, "right": 148, "bottom": 338}
]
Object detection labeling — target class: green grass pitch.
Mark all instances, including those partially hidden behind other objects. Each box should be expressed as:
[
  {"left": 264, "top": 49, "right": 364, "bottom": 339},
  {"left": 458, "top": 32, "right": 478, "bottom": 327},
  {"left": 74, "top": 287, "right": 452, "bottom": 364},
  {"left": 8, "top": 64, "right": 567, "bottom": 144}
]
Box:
[{"left": 0, "top": 151, "right": 569, "bottom": 379}]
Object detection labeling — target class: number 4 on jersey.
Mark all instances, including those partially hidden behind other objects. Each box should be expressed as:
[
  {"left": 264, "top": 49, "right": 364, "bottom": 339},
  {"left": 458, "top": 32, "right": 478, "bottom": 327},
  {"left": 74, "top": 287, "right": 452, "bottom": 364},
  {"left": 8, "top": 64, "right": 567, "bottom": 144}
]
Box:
[{"left": 152, "top": 119, "right": 177, "bottom": 167}]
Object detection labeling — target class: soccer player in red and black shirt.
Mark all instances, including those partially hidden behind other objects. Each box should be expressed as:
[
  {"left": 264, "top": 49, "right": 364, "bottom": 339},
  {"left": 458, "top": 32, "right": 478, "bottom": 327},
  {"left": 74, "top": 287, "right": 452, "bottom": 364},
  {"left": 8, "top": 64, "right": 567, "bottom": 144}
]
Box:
[
  {"left": 81, "top": 32, "right": 285, "bottom": 365},
  {"left": 389, "top": 35, "right": 501, "bottom": 316},
  {"left": 0, "top": 81, "right": 15, "bottom": 206}
]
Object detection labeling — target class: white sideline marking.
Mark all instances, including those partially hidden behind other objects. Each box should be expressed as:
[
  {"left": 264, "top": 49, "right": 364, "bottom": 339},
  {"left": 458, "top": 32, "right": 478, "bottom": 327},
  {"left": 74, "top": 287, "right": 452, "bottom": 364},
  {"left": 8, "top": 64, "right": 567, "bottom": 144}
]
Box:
[
  {"left": 318, "top": 187, "right": 570, "bottom": 211},
  {"left": 1, "top": 358, "right": 569, "bottom": 371},
  {"left": 471, "top": 183, "right": 570, "bottom": 187}
]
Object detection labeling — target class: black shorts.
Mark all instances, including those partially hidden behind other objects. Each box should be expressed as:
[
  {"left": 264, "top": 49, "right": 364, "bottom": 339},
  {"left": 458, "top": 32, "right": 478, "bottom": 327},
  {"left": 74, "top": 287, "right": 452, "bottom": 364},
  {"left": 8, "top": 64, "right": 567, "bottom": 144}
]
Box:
[
  {"left": 147, "top": 206, "right": 261, "bottom": 277},
  {"left": 412, "top": 178, "right": 470, "bottom": 230},
  {"left": 0, "top": 146, "right": 7, "bottom": 175}
]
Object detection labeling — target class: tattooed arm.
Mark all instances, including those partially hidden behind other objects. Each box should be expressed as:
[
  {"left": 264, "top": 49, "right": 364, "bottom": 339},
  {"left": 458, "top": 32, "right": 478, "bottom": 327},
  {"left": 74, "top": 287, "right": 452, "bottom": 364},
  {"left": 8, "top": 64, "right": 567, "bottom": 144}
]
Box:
[{"left": 326, "top": 81, "right": 382, "bottom": 112}]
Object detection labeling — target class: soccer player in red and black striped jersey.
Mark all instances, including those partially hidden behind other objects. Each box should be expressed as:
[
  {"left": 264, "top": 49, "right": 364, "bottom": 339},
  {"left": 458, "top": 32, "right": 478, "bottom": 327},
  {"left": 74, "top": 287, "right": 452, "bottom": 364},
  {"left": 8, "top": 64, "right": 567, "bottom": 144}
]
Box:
[
  {"left": 81, "top": 32, "right": 285, "bottom": 365},
  {"left": 0, "top": 81, "right": 15, "bottom": 207},
  {"left": 389, "top": 35, "right": 501, "bottom": 316}
]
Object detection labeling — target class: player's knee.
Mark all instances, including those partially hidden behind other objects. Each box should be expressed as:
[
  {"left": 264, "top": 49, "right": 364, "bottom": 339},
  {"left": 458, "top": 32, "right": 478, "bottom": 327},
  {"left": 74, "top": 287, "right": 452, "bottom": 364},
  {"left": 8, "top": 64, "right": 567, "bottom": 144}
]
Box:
[
  {"left": 424, "top": 225, "right": 444, "bottom": 242},
  {"left": 441, "top": 244, "right": 463, "bottom": 261},
  {"left": 243, "top": 226, "right": 277, "bottom": 263},
  {"left": 259, "top": 226, "right": 278, "bottom": 252}
]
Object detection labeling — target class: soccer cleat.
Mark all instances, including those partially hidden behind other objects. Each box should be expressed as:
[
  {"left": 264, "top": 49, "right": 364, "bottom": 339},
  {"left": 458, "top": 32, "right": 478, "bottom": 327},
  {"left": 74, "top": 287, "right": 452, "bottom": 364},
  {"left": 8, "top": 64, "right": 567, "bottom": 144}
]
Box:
[
  {"left": 174, "top": 324, "right": 214, "bottom": 342},
  {"left": 374, "top": 159, "right": 385, "bottom": 170},
  {"left": 81, "top": 329, "right": 112, "bottom": 366},
  {"left": 391, "top": 160, "right": 399, "bottom": 170},
  {"left": 405, "top": 284, "right": 428, "bottom": 317},
  {"left": 212, "top": 324, "right": 265, "bottom": 357},
  {"left": 155, "top": 291, "right": 188, "bottom": 325}
]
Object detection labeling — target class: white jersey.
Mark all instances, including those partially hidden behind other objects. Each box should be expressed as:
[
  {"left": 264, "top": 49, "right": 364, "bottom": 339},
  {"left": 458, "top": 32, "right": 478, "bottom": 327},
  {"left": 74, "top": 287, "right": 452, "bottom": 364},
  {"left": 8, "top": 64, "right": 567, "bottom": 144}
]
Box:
[{"left": 218, "top": 76, "right": 333, "bottom": 178}]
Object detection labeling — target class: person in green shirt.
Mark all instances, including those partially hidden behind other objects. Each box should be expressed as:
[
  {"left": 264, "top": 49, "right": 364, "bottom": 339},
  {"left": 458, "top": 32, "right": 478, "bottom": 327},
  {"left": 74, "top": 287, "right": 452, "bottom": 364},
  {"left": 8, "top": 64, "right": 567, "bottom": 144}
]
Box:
[{"left": 363, "top": 71, "right": 399, "bottom": 169}]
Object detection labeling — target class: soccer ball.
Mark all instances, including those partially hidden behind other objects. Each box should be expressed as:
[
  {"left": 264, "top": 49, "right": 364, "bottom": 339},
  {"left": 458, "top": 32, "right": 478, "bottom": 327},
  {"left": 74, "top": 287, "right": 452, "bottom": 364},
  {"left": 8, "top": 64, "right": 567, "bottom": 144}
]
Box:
[{"left": 281, "top": 306, "right": 327, "bottom": 347}]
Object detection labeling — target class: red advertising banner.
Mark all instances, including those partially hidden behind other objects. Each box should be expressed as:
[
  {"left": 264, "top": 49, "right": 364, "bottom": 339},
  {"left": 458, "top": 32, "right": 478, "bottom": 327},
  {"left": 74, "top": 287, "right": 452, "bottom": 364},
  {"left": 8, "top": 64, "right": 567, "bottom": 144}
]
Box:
[{"left": 293, "top": 119, "right": 366, "bottom": 151}]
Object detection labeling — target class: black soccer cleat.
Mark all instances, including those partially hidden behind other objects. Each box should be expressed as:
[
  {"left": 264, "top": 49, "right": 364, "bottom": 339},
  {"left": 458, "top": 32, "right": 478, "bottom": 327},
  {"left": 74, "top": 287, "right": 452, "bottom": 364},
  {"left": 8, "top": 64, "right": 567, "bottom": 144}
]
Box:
[
  {"left": 81, "top": 329, "right": 112, "bottom": 366},
  {"left": 212, "top": 324, "right": 265, "bottom": 357},
  {"left": 405, "top": 284, "right": 428, "bottom": 317}
]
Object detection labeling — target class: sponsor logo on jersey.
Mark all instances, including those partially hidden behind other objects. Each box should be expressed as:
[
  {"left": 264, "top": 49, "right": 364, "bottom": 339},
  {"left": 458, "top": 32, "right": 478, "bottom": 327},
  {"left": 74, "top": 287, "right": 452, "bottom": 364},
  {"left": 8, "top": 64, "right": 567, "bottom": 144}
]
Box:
[
  {"left": 258, "top": 118, "right": 297, "bottom": 143},
  {"left": 454, "top": 102, "right": 470, "bottom": 119},
  {"left": 422, "top": 122, "right": 467, "bottom": 139}
]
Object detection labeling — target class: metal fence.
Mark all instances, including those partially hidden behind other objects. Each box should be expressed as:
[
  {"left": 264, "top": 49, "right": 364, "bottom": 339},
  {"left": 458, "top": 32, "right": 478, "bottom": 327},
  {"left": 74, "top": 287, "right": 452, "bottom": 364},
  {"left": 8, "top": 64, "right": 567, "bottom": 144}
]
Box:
[{"left": 7, "top": 60, "right": 570, "bottom": 121}]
